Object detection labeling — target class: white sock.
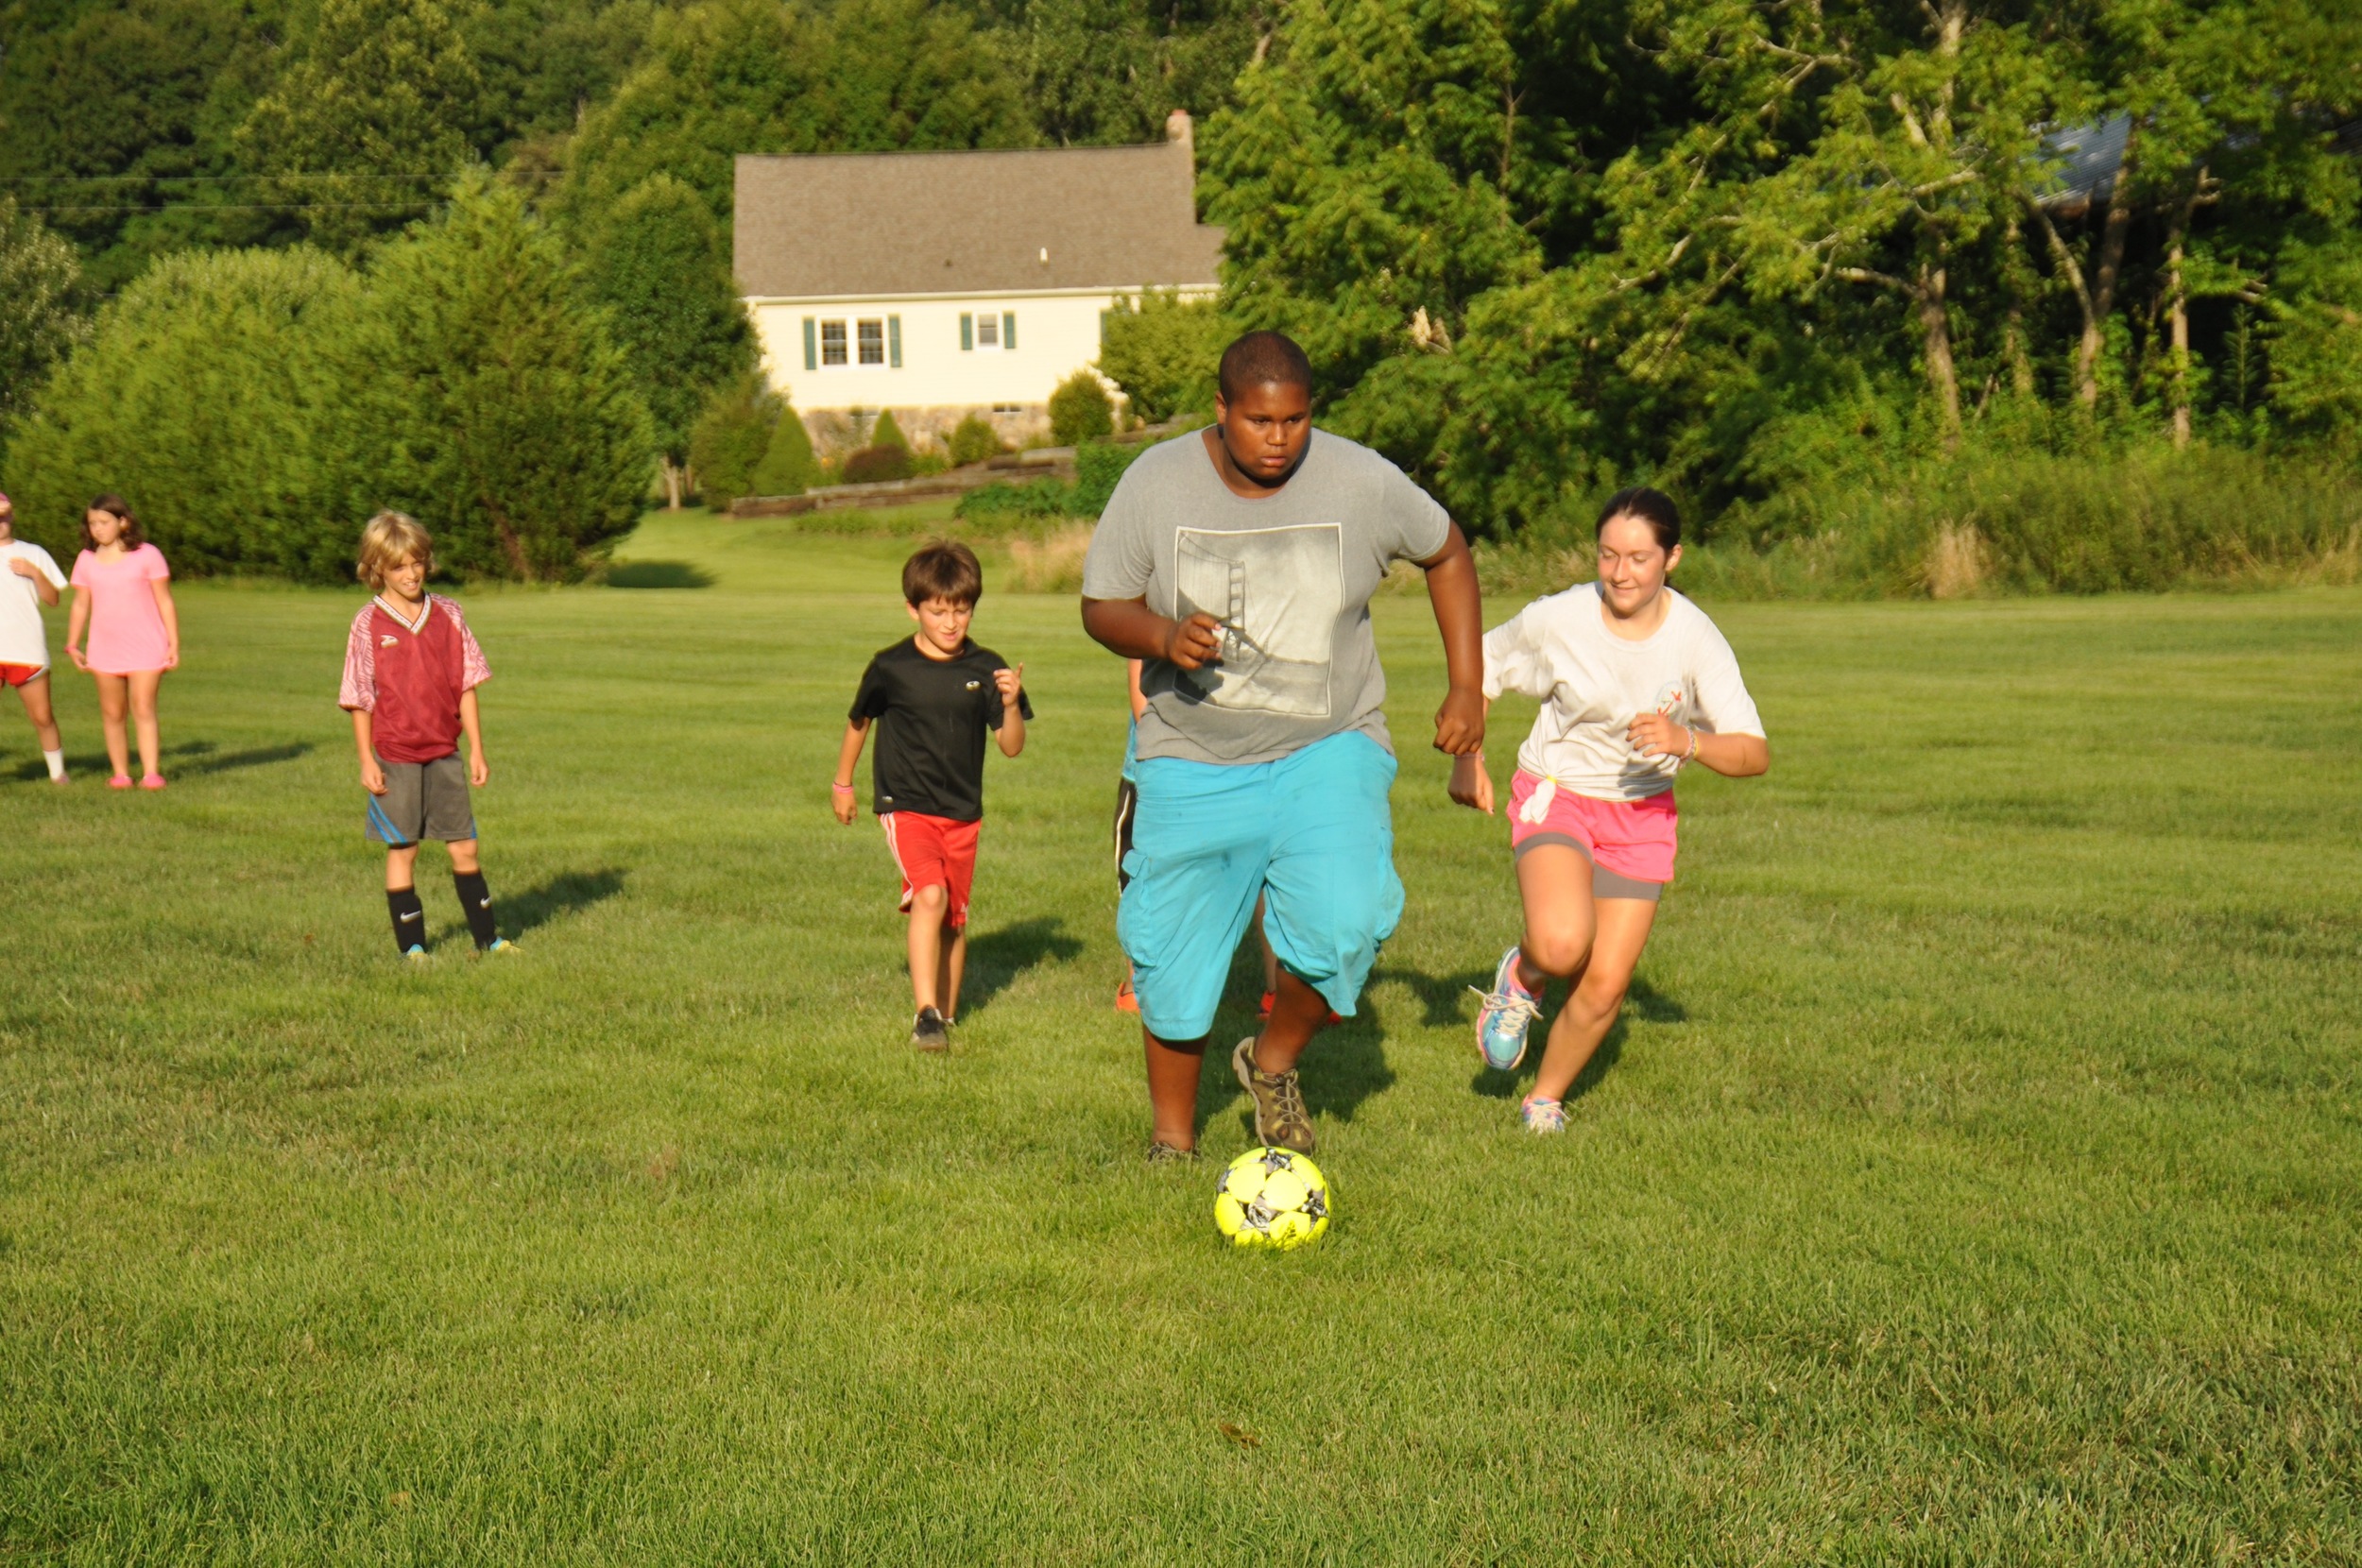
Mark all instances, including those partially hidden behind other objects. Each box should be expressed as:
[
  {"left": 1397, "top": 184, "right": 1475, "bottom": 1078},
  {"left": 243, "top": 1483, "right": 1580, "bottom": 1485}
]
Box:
[{"left": 43, "top": 748, "right": 65, "bottom": 780}]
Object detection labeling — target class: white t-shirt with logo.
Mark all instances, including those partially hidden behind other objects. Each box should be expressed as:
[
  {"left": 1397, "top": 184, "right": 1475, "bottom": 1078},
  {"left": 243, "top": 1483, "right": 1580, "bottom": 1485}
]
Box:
[
  {"left": 0, "top": 539, "right": 68, "bottom": 669},
  {"left": 1482, "top": 583, "right": 1765, "bottom": 802}
]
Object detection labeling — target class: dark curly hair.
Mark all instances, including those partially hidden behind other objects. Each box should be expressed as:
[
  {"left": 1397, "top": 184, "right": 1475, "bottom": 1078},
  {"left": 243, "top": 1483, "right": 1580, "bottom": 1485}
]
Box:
[{"left": 82, "top": 494, "right": 145, "bottom": 551}]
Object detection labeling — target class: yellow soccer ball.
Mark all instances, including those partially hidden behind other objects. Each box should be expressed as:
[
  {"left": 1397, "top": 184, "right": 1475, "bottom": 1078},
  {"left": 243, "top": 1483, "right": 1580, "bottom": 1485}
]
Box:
[{"left": 1212, "top": 1146, "right": 1333, "bottom": 1250}]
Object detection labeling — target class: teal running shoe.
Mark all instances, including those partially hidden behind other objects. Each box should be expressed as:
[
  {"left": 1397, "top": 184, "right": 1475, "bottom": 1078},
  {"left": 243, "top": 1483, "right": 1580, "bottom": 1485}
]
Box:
[
  {"left": 1470, "top": 946, "right": 1543, "bottom": 1071},
  {"left": 402, "top": 945, "right": 430, "bottom": 963},
  {"left": 1521, "top": 1094, "right": 1566, "bottom": 1134},
  {"left": 481, "top": 938, "right": 519, "bottom": 955}
]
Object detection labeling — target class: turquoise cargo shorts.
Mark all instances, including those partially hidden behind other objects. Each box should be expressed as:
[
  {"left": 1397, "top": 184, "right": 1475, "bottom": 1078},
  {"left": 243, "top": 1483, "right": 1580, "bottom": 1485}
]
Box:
[{"left": 1118, "top": 730, "right": 1403, "bottom": 1041}]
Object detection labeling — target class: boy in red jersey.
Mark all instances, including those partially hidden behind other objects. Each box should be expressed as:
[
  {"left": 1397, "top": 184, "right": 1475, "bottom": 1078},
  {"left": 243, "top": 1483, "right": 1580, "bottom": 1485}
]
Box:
[
  {"left": 337, "top": 512, "right": 510, "bottom": 960},
  {"left": 832, "top": 541, "right": 1030, "bottom": 1050}
]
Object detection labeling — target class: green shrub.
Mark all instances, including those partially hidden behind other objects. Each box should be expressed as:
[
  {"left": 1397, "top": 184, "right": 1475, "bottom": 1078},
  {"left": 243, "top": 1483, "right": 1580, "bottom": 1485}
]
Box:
[
  {"left": 748, "top": 403, "right": 821, "bottom": 497},
  {"left": 948, "top": 413, "right": 1003, "bottom": 467},
  {"left": 1098, "top": 291, "right": 1224, "bottom": 423},
  {"left": 347, "top": 174, "right": 655, "bottom": 580},
  {"left": 1073, "top": 439, "right": 1148, "bottom": 516},
  {"left": 690, "top": 373, "right": 780, "bottom": 510},
  {"left": 842, "top": 444, "right": 914, "bottom": 485},
  {"left": 6, "top": 246, "right": 362, "bottom": 578},
  {"left": 955, "top": 479, "right": 1073, "bottom": 521},
  {"left": 1050, "top": 370, "right": 1114, "bottom": 445},
  {"left": 868, "top": 407, "right": 911, "bottom": 453}
]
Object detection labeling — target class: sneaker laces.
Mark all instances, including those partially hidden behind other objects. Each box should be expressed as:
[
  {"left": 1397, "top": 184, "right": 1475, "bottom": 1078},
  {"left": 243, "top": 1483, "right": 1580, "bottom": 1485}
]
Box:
[
  {"left": 1470, "top": 983, "right": 1543, "bottom": 1029},
  {"left": 1257, "top": 1063, "right": 1311, "bottom": 1137}
]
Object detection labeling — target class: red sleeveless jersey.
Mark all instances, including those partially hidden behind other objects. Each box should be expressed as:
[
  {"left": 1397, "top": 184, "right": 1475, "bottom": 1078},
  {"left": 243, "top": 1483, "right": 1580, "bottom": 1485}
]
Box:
[{"left": 340, "top": 596, "right": 489, "bottom": 763}]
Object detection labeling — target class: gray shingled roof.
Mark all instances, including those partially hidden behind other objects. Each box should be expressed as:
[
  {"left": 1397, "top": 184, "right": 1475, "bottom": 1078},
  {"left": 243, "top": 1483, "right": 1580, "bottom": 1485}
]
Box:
[{"left": 735, "top": 135, "right": 1224, "bottom": 298}]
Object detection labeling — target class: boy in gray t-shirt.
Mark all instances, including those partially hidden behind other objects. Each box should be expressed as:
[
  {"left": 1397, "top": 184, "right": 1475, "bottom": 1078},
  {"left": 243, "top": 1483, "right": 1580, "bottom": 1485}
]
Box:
[{"left": 1081, "top": 332, "right": 1487, "bottom": 1164}]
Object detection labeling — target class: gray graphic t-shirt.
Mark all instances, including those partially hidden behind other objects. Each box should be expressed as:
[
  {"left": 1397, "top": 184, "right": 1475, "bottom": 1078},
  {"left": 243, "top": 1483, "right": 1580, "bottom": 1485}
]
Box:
[{"left": 1082, "top": 429, "right": 1451, "bottom": 765}]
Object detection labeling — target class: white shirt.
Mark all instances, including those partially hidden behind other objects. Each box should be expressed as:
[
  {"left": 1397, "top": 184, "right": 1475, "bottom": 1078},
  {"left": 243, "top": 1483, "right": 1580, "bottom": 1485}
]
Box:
[
  {"left": 0, "top": 539, "right": 68, "bottom": 669},
  {"left": 1482, "top": 583, "right": 1765, "bottom": 802}
]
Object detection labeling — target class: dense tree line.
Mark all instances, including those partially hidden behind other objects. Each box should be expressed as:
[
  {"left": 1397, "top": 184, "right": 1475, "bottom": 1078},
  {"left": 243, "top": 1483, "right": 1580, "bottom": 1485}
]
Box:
[
  {"left": 1199, "top": 0, "right": 2362, "bottom": 542},
  {"left": 2, "top": 0, "right": 2357, "bottom": 585}
]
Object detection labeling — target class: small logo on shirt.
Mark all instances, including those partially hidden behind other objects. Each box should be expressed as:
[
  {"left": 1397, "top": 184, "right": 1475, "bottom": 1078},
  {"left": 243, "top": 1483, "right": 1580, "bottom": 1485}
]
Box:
[
  {"left": 380, "top": 635, "right": 400, "bottom": 648},
  {"left": 964, "top": 680, "right": 981, "bottom": 691}
]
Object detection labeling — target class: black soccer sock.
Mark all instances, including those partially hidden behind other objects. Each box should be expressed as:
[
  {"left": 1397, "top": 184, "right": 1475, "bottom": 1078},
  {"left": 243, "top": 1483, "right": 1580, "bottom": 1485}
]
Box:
[
  {"left": 453, "top": 870, "right": 498, "bottom": 949},
  {"left": 386, "top": 886, "right": 426, "bottom": 954}
]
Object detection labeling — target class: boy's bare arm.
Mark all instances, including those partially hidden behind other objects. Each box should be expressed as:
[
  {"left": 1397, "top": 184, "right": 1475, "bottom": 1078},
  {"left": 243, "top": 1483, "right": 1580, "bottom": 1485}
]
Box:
[
  {"left": 458, "top": 688, "right": 489, "bottom": 786},
  {"left": 351, "top": 709, "right": 387, "bottom": 794},
  {"left": 995, "top": 664, "right": 1025, "bottom": 758},
  {"left": 833, "top": 719, "right": 869, "bottom": 824}
]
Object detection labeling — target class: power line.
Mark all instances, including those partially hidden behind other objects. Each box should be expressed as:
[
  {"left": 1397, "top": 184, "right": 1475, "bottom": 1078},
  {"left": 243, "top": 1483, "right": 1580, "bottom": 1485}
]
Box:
[
  {"left": 0, "top": 169, "right": 563, "bottom": 184},
  {"left": 20, "top": 201, "right": 443, "bottom": 213}
]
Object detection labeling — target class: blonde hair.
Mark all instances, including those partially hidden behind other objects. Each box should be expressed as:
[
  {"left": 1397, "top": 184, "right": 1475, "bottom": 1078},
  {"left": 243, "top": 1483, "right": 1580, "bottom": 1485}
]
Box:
[{"left": 355, "top": 511, "right": 433, "bottom": 590}]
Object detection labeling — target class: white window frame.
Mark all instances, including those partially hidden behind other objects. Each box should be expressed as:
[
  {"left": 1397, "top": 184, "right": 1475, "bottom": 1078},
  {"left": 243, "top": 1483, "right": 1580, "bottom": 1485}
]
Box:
[
  {"left": 856, "top": 318, "right": 886, "bottom": 366},
  {"left": 819, "top": 319, "right": 848, "bottom": 366},
  {"left": 975, "top": 312, "right": 1001, "bottom": 350}
]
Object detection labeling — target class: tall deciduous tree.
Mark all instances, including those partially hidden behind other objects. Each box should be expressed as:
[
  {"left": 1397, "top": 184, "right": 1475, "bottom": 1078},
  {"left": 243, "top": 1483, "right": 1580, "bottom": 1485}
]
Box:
[
  {"left": 0, "top": 196, "right": 85, "bottom": 444},
  {"left": 348, "top": 172, "right": 654, "bottom": 578},
  {"left": 235, "top": 0, "right": 484, "bottom": 255},
  {"left": 581, "top": 173, "right": 757, "bottom": 506},
  {"left": 561, "top": 0, "right": 1036, "bottom": 223}
]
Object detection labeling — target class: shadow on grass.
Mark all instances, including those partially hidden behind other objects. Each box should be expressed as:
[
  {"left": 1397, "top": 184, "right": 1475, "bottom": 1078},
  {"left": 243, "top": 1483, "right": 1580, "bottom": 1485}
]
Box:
[
  {"left": 179, "top": 741, "right": 315, "bottom": 776},
  {"left": 608, "top": 561, "right": 716, "bottom": 589},
  {"left": 1375, "top": 962, "right": 1492, "bottom": 1029},
  {"left": 959, "top": 916, "right": 1085, "bottom": 1018},
  {"left": 9, "top": 739, "right": 310, "bottom": 783},
  {"left": 505, "top": 868, "right": 628, "bottom": 936}
]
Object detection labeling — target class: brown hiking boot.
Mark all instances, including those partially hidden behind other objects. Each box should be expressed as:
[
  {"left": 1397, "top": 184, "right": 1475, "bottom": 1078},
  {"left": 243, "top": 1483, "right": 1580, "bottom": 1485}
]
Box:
[{"left": 1231, "top": 1036, "right": 1315, "bottom": 1154}]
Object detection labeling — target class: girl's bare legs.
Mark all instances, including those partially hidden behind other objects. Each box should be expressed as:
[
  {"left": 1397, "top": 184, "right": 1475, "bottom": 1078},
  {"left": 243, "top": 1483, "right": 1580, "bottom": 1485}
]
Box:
[
  {"left": 93, "top": 672, "right": 129, "bottom": 777},
  {"left": 1511, "top": 844, "right": 1662, "bottom": 1101},
  {"left": 15, "top": 674, "right": 61, "bottom": 754},
  {"left": 1530, "top": 899, "right": 1658, "bottom": 1102},
  {"left": 128, "top": 669, "right": 163, "bottom": 778}
]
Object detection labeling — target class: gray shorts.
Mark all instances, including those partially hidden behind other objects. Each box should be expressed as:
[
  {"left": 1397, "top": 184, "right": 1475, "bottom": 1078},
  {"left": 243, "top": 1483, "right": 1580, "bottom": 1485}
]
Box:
[{"left": 367, "top": 755, "right": 476, "bottom": 844}]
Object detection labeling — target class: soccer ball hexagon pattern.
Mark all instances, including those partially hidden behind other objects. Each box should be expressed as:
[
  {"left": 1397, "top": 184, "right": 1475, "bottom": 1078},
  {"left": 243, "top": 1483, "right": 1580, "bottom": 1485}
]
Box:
[{"left": 1212, "top": 1146, "right": 1332, "bottom": 1250}]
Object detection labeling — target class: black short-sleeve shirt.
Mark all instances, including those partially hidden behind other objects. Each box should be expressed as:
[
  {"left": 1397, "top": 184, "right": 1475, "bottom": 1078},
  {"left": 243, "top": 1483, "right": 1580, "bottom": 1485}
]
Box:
[{"left": 849, "top": 639, "right": 1033, "bottom": 821}]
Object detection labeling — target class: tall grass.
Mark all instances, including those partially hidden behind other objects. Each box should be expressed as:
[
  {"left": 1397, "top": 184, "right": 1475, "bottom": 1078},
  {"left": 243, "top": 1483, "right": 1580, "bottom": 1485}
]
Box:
[{"left": 1468, "top": 446, "right": 2362, "bottom": 601}]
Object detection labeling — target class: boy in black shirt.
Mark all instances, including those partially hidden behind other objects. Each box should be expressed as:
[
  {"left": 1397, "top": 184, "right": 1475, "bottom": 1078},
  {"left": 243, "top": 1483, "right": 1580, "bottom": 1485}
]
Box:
[{"left": 834, "top": 541, "right": 1031, "bottom": 1049}]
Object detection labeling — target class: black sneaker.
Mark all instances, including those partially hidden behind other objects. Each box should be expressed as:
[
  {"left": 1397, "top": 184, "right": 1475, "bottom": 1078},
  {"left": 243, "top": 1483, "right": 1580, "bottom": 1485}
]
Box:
[{"left": 912, "top": 1007, "right": 949, "bottom": 1051}]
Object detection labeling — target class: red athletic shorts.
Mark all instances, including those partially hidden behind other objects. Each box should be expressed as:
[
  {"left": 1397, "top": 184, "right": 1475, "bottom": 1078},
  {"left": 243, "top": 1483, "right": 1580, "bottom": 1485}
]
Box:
[
  {"left": 880, "top": 811, "right": 980, "bottom": 929},
  {"left": 0, "top": 662, "right": 45, "bottom": 688}
]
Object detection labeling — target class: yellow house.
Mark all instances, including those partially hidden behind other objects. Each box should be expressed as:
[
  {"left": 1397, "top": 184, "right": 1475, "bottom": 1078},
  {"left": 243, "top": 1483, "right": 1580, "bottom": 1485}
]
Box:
[{"left": 733, "top": 111, "right": 1222, "bottom": 454}]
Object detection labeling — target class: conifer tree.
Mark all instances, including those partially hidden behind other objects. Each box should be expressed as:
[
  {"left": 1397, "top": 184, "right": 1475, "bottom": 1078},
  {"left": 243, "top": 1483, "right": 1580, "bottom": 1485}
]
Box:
[
  {"left": 348, "top": 172, "right": 654, "bottom": 578},
  {"left": 582, "top": 173, "right": 756, "bottom": 506}
]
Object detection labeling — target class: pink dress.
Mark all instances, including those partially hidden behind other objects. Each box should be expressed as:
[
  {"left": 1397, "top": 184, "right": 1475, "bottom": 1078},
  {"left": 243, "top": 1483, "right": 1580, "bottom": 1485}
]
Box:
[{"left": 72, "top": 544, "right": 172, "bottom": 674}]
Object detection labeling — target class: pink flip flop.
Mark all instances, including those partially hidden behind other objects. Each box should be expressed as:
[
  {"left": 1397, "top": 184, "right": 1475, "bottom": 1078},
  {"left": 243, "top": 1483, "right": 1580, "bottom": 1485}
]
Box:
[
  {"left": 139, "top": 774, "right": 165, "bottom": 791},
  {"left": 108, "top": 774, "right": 132, "bottom": 790}
]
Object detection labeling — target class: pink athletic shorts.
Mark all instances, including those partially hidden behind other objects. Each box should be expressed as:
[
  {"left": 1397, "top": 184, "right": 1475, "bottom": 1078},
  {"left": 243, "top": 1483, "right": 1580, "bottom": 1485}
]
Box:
[{"left": 1506, "top": 770, "right": 1678, "bottom": 899}]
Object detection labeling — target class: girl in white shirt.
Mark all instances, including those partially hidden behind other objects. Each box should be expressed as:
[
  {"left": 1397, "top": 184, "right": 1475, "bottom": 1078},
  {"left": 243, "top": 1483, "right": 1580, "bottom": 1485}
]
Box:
[
  {"left": 1450, "top": 488, "right": 1770, "bottom": 1133},
  {"left": 0, "top": 491, "right": 72, "bottom": 783}
]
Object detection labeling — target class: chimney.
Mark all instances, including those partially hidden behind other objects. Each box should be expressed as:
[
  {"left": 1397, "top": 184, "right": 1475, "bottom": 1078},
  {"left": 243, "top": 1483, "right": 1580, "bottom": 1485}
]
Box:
[{"left": 1165, "top": 109, "right": 1192, "bottom": 147}]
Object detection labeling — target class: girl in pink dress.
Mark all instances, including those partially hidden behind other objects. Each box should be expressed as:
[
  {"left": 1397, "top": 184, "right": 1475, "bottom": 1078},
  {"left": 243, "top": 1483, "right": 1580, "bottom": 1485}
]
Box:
[{"left": 64, "top": 494, "right": 180, "bottom": 789}]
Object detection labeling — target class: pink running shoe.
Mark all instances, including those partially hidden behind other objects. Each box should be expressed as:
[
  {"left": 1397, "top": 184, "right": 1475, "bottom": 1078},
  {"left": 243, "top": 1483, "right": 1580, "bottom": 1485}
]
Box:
[
  {"left": 139, "top": 774, "right": 166, "bottom": 791},
  {"left": 108, "top": 774, "right": 132, "bottom": 790}
]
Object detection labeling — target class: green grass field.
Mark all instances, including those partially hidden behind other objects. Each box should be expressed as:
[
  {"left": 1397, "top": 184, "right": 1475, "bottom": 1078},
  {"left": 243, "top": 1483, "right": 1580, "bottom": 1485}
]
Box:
[{"left": 3, "top": 510, "right": 2357, "bottom": 1563}]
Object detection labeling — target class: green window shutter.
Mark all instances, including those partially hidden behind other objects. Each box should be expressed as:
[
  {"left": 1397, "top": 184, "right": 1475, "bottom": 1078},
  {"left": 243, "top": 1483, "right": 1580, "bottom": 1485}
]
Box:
[
  {"left": 1002, "top": 312, "right": 1017, "bottom": 350},
  {"left": 1099, "top": 307, "right": 1112, "bottom": 347},
  {"left": 802, "top": 317, "right": 816, "bottom": 371},
  {"left": 960, "top": 313, "right": 973, "bottom": 351},
  {"left": 888, "top": 315, "right": 902, "bottom": 368}
]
